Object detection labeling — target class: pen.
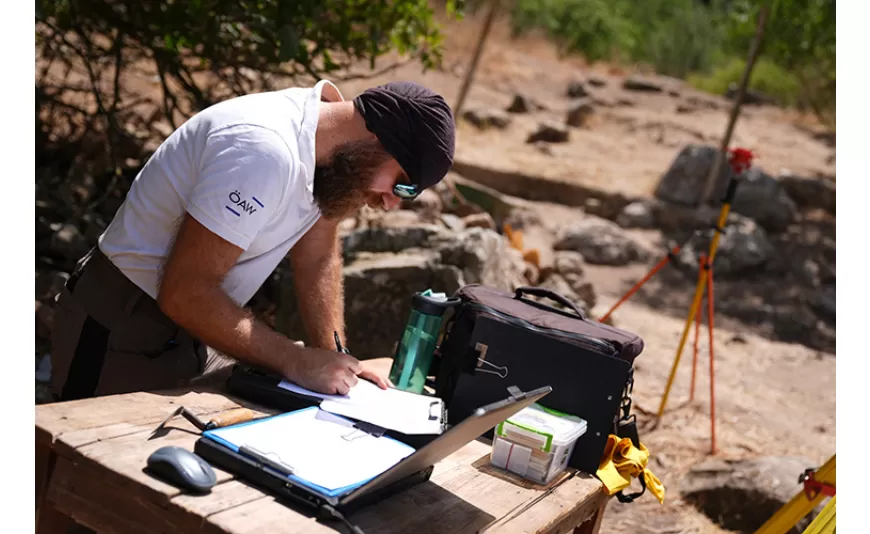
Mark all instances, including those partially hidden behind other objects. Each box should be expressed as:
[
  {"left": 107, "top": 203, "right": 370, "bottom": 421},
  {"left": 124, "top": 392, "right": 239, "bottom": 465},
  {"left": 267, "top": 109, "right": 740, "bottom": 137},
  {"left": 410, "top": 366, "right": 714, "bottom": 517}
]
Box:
[{"left": 334, "top": 331, "right": 349, "bottom": 354}]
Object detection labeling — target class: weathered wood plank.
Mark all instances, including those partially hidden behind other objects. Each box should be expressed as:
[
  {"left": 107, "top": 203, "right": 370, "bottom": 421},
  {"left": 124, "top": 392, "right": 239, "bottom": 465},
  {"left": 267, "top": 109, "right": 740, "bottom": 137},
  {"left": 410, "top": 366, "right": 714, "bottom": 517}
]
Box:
[
  {"left": 57, "top": 418, "right": 236, "bottom": 503},
  {"left": 50, "top": 408, "right": 277, "bottom": 533},
  {"left": 36, "top": 387, "right": 245, "bottom": 446},
  {"left": 172, "top": 480, "right": 269, "bottom": 523},
  {"left": 47, "top": 456, "right": 177, "bottom": 534},
  {"left": 37, "top": 387, "right": 609, "bottom": 534},
  {"left": 203, "top": 497, "right": 337, "bottom": 534},
  {"left": 36, "top": 441, "right": 53, "bottom": 510},
  {"left": 53, "top": 401, "right": 274, "bottom": 459},
  {"left": 205, "top": 441, "right": 598, "bottom": 534},
  {"left": 36, "top": 499, "right": 76, "bottom": 534},
  {"left": 573, "top": 502, "right": 607, "bottom": 534},
  {"left": 47, "top": 454, "right": 272, "bottom": 534},
  {"left": 478, "top": 472, "right": 607, "bottom": 534}
]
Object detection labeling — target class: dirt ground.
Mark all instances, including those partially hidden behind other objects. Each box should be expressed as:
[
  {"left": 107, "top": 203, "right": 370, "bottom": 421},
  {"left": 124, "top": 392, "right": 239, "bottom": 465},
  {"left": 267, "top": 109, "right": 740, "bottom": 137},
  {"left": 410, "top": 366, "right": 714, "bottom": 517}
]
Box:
[
  {"left": 376, "top": 11, "right": 836, "bottom": 532},
  {"left": 587, "top": 291, "right": 834, "bottom": 533},
  {"left": 335, "top": 11, "right": 835, "bottom": 199}
]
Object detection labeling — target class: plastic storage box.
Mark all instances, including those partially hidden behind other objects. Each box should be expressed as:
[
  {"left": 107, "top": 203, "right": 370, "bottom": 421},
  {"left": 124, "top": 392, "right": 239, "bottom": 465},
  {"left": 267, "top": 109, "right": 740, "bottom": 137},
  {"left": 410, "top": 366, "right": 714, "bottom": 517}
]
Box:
[{"left": 490, "top": 403, "right": 587, "bottom": 485}]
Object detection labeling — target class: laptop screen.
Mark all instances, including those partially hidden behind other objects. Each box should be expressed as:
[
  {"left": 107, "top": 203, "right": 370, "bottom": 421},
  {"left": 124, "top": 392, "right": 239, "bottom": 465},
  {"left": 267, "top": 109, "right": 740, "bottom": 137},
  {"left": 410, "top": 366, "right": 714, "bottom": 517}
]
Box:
[{"left": 340, "top": 385, "right": 552, "bottom": 505}]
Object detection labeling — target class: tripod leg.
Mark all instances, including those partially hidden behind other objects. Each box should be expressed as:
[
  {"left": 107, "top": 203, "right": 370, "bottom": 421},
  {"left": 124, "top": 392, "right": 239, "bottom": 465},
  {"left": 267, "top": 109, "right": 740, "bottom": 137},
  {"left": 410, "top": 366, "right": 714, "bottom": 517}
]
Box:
[
  {"left": 690, "top": 254, "right": 706, "bottom": 402},
  {"left": 707, "top": 261, "right": 717, "bottom": 455},
  {"left": 598, "top": 251, "right": 675, "bottom": 323},
  {"left": 658, "top": 195, "right": 734, "bottom": 419}
]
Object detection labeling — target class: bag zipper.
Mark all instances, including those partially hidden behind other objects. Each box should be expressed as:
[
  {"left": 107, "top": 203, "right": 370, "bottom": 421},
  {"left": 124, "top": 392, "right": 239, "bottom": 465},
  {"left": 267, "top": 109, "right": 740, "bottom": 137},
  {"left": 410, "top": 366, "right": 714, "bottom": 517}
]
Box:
[{"left": 464, "top": 301, "right": 618, "bottom": 356}]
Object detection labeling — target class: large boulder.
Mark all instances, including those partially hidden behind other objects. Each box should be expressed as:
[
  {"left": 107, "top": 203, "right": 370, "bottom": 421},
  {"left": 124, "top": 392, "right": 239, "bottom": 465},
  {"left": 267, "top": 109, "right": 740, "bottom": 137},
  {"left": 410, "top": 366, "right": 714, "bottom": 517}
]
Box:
[
  {"left": 616, "top": 200, "right": 656, "bottom": 229},
  {"left": 810, "top": 284, "right": 836, "bottom": 321},
  {"left": 565, "top": 100, "right": 595, "bottom": 128},
  {"left": 281, "top": 226, "right": 527, "bottom": 358},
  {"left": 622, "top": 75, "right": 666, "bottom": 93},
  {"left": 341, "top": 225, "right": 447, "bottom": 258},
  {"left": 463, "top": 108, "right": 512, "bottom": 130},
  {"left": 681, "top": 456, "right": 819, "bottom": 534},
  {"left": 566, "top": 80, "right": 589, "bottom": 98},
  {"left": 552, "top": 251, "right": 595, "bottom": 310},
  {"left": 437, "top": 228, "right": 527, "bottom": 290},
  {"left": 675, "top": 214, "right": 777, "bottom": 277},
  {"left": 342, "top": 252, "right": 464, "bottom": 358},
  {"left": 554, "top": 217, "right": 652, "bottom": 266},
  {"left": 535, "top": 274, "right": 591, "bottom": 315},
  {"left": 777, "top": 170, "right": 836, "bottom": 214},
  {"left": 526, "top": 121, "right": 570, "bottom": 144},
  {"left": 655, "top": 145, "right": 798, "bottom": 232},
  {"left": 506, "top": 93, "right": 545, "bottom": 113}
]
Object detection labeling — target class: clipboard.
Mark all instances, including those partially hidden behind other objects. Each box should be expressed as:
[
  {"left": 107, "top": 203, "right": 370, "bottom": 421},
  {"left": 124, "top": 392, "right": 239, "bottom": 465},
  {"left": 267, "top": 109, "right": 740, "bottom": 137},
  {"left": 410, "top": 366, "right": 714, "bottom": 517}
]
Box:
[
  {"left": 224, "top": 364, "right": 445, "bottom": 450},
  {"left": 194, "top": 384, "right": 552, "bottom": 515}
]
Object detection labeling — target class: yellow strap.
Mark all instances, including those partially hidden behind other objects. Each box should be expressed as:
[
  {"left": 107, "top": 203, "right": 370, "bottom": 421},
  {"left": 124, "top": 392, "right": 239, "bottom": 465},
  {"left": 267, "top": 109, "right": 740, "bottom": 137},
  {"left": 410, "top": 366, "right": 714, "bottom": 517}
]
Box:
[{"left": 596, "top": 434, "right": 665, "bottom": 504}]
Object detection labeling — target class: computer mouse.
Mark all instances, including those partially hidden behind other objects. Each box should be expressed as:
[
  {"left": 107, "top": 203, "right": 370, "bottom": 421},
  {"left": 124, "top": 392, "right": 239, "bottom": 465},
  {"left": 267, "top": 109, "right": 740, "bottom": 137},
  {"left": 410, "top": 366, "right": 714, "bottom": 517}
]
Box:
[{"left": 146, "top": 446, "right": 217, "bottom": 494}]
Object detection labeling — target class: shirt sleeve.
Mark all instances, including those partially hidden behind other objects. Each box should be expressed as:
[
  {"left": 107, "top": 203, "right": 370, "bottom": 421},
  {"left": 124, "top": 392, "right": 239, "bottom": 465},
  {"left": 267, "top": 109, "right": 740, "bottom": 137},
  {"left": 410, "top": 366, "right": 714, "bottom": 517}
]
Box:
[{"left": 187, "top": 124, "right": 291, "bottom": 250}]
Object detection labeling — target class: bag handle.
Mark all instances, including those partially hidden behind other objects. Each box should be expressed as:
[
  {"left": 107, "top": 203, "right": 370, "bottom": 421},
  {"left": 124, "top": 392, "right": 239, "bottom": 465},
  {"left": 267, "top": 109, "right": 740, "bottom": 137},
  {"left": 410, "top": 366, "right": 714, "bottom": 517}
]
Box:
[{"left": 514, "top": 287, "right": 587, "bottom": 320}]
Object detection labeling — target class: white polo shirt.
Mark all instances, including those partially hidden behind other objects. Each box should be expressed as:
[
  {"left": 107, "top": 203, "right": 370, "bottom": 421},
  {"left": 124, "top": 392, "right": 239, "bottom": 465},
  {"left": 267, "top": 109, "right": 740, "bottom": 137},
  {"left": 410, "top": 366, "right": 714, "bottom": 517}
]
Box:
[{"left": 99, "top": 80, "right": 343, "bottom": 305}]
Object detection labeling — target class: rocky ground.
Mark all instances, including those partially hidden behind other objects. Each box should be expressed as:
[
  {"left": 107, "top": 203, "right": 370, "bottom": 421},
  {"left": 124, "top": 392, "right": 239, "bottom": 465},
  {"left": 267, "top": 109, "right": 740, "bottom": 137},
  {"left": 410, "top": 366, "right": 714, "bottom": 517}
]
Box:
[{"left": 35, "top": 10, "right": 835, "bottom": 534}]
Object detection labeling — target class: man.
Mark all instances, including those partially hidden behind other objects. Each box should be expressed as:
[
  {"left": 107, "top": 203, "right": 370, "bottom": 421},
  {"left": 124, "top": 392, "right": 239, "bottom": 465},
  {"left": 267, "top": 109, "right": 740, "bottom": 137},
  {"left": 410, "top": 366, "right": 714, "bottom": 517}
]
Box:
[{"left": 49, "top": 79, "right": 455, "bottom": 401}]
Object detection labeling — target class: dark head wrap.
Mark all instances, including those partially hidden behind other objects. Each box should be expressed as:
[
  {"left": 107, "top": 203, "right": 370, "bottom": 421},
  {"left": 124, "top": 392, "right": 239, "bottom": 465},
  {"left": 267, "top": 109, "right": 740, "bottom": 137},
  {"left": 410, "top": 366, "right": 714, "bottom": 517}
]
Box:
[{"left": 352, "top": 81, "right": 455, "bottom": 191}]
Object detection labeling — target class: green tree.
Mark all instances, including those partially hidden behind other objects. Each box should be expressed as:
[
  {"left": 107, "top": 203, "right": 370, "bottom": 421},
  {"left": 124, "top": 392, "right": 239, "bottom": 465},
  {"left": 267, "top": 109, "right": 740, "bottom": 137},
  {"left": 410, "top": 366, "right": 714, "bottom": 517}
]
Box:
[
  {"left": 726, "top": 0, "right": 835, "bottom": 122},
  {"left": 35, "top": 0, "right": 462, "bottom": 271}
]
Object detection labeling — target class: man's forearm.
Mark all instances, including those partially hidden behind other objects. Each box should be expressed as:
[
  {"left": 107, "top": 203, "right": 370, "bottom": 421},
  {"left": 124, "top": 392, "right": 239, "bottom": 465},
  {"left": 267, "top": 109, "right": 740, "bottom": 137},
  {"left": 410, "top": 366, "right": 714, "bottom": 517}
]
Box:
[
  {"left": 159, "top": 285, "right": 299, "bottom": 377},
  {"left": 292, "top": 247, "right": 345, "bottom": 350}
]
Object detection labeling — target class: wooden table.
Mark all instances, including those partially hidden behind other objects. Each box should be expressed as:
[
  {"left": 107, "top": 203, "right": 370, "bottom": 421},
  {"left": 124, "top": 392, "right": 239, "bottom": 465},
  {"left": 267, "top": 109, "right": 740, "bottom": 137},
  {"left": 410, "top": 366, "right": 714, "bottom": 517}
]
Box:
[{"left": 36, "top": 386, "right": 610, "bottom": 534}]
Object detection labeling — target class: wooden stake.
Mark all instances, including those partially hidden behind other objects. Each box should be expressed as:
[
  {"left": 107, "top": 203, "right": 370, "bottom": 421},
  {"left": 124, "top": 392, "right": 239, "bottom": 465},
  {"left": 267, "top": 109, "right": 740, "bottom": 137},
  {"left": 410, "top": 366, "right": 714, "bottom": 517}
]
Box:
[
  {"left": 453, "top": 0, "right": 501, "bottom": 118},
  {"left": 698, "top": 5, "right": 770, "bottom": 206}
]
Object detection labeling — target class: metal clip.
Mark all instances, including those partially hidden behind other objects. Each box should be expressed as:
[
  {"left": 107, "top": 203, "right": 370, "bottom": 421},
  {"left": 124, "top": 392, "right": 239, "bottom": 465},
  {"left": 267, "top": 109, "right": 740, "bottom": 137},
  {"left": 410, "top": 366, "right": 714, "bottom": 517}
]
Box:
[
  {"left": 477, "top": 358, "right": 509, "bottom": 378},
  {"left": 474, "top": 342, "right": 509, "bottom": 378}
]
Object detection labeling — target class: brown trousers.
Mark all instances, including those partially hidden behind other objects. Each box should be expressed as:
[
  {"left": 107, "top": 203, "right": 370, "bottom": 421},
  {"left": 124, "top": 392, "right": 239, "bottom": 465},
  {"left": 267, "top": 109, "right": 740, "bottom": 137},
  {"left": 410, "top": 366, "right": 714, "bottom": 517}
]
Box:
[{"left": 50, "top": 247, "right": 234, "bottom": 402}]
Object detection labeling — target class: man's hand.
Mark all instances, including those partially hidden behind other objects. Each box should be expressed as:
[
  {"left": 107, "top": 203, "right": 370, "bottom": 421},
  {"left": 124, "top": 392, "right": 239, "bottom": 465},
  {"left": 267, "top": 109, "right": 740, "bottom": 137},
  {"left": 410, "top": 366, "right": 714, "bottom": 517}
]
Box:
[
  {"left": 358, "top": 357, "right": 393, "bottom": 390},
  {"left": 284, "top": 347, "right": 364, "bottom": 395}
]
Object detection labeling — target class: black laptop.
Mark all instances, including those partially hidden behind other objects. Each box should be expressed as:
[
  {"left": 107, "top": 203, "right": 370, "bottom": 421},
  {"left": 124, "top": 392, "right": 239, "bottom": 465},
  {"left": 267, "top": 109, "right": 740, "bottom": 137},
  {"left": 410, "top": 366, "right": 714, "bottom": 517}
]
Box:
[{"left": 194, "top": 384, "right": 552, "bottom": 518}]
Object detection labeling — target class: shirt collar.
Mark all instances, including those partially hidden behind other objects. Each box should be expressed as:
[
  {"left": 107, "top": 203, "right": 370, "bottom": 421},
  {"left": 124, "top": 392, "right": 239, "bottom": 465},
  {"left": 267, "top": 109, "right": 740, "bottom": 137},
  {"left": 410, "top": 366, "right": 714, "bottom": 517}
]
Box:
[{"left": 300, "top": 79, "right": 344, "bottom": 204}]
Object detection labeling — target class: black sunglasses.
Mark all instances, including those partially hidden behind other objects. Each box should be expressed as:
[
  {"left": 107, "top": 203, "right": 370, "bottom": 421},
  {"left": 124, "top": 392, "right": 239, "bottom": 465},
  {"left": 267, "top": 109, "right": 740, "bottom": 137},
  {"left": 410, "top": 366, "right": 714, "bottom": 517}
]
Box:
[{"left": 393, "top": 183, "right": 419, "bottom": 200}]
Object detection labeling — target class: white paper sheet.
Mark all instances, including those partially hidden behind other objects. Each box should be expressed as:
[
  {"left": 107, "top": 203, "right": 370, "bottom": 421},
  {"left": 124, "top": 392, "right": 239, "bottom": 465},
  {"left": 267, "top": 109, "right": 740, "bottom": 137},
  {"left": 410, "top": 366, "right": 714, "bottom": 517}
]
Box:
[
  {"left": 207, "top": 408, "right": 415, "bottom": 492},
  {"left": 277, "top": 378, "right": 444, "bottom": 435}
]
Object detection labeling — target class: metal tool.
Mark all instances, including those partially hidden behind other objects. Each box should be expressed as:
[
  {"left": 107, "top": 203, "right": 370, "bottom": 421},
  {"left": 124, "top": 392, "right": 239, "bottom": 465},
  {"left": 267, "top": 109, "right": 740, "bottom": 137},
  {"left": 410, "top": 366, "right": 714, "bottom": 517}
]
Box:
[{"left": 151, "top": 406, "right": 254, "bottom": 437}]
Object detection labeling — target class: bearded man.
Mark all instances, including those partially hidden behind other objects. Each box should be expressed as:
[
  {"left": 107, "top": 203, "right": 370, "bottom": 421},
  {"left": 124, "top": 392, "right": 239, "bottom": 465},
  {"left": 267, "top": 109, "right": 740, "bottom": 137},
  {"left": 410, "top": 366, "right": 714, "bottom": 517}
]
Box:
[{"left": 49, "top": 80, "right": 455, "bottom": 401}]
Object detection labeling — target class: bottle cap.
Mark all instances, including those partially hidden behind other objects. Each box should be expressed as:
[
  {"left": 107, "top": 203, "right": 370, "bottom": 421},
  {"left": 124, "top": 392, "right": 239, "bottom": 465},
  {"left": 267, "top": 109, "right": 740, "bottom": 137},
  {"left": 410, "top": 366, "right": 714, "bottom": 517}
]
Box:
[{"left": 411, "top": 292, "right": 460, "bottom": 316}]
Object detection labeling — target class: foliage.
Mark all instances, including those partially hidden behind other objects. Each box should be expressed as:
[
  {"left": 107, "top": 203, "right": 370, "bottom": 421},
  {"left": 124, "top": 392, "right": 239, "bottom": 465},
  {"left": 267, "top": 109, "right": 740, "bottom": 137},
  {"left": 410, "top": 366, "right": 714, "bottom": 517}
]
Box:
[
  {"left": 35, "top": 0, "right": 461, "bottom": 253},
  {"left": 726, "top": 0, "right": 835, "bottom": 122},
  {"left": 626, "top": 0, "right": 729, "bottom": 79},
  {"left": 510, "top": 0, "right": 637, "bottom": 64},
  {"left": 507, "top": 0, "right": 834, "bottom": 122},
  {"left": 687, "top": 56, "right": 802, "bottom": 106},
  {"left": 509, "top": 0, "right": 727, "bottom": 78}
]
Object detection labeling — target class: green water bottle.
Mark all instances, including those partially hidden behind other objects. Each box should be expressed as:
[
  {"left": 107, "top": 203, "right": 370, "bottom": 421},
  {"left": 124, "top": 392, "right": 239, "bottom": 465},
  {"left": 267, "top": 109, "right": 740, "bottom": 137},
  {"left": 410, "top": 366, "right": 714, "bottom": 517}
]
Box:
[{"left": 389, "top": 291, "right": 460, "bottom": 394}]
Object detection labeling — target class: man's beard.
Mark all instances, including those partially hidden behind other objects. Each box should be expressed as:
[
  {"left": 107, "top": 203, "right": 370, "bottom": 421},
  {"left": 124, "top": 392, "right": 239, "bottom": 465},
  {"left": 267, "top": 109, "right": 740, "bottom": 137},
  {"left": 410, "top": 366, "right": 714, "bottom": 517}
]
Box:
[{"left": 313, "top": 140, "right": 391, "bottom": 221}]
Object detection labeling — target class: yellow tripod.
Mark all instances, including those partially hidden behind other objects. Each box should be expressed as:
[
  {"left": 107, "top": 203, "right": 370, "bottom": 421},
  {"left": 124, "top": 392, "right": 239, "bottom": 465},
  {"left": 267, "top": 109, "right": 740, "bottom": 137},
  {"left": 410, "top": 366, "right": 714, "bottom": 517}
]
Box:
[
  {"left": 657, "top": 148, "right": 754, "bottom": 421},
  {"left": 754, "top": 454, "right": 836, "bottom": 534}
]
